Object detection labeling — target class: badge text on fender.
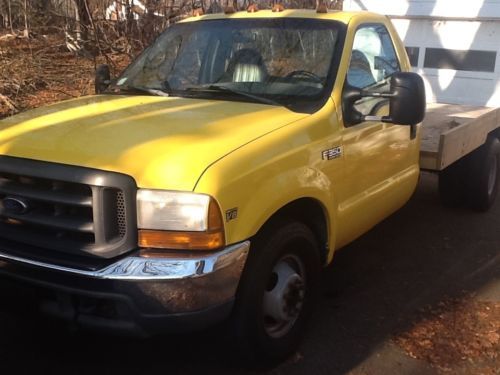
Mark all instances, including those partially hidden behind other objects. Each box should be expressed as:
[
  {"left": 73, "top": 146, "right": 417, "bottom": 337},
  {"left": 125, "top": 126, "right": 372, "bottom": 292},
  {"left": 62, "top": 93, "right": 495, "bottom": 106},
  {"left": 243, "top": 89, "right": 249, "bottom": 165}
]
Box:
[
  {"left": 322, "top": 146, "right": 342, "bottom": 160},
  {"left": 226, "top": 208, "right": 238, "bottom": 222}
]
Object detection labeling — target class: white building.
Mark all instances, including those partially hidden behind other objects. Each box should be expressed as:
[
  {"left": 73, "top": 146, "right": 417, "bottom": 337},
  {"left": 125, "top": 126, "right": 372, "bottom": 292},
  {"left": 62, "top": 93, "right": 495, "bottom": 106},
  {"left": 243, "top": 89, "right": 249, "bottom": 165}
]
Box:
[
  {"left": 105, "top": 0, "right": 146, "bottom": 21},
  {"left": 343, "top": 0, "right": 500, "bottom": 107}
]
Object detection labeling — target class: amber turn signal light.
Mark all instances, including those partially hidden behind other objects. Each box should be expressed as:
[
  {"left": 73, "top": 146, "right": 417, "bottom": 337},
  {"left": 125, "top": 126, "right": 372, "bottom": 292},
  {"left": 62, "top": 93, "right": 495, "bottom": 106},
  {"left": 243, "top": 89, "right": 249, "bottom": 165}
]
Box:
[{"left": 139, "top": 229, "right": 225, "bottom": 251}]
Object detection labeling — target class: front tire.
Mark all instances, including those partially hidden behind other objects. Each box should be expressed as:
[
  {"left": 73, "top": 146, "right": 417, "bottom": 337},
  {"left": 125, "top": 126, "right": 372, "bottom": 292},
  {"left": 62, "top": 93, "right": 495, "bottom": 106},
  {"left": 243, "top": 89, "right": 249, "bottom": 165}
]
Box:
[{"left": 230, "top": 220, "right": 321, "bottom": 364}]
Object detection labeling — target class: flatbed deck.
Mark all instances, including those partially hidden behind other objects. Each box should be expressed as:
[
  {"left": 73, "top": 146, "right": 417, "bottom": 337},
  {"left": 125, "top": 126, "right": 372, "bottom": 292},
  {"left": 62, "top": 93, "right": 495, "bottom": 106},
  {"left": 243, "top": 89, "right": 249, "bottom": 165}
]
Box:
[{"left": 420, "top": 103, "right": 500, "bottom": 171}]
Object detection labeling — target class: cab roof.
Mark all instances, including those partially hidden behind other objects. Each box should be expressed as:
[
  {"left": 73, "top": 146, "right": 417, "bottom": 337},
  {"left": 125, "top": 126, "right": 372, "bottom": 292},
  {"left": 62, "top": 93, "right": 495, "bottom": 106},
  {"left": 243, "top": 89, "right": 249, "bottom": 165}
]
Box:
[{"left": 179, "top": 9, "right": 385, "bottom": 25}]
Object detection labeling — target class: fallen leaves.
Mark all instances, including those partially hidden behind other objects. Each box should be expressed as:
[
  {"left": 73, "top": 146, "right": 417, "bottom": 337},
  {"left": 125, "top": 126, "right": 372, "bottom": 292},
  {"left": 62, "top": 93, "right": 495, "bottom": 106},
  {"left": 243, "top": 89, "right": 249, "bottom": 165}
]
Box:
[
  {"left": 394, "top": 296, "right": 500, "bottom": 373},
  {"left": 0, "top": 32, "right": 131, "bottom": 119}
]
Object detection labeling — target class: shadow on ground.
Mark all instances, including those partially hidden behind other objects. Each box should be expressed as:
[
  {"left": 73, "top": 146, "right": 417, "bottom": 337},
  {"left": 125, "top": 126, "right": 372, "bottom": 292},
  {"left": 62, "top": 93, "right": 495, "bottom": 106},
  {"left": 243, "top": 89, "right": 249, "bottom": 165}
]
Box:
[{"left": 0, "top": 173, "right": 498, "bottom": 374}]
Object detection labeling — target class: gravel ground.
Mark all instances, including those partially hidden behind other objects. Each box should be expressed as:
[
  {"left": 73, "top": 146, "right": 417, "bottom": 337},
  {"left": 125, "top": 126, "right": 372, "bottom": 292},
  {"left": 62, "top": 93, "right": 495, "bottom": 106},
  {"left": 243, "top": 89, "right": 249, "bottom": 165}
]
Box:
[{"left": 0, "top": 172, "right": 499, "bottom": 374}]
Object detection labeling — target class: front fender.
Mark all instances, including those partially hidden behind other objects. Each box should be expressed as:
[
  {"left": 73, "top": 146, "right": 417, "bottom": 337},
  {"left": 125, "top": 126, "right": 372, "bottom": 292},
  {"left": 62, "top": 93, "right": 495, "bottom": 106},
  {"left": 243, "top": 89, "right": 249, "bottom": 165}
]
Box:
[{"left": 194, "top": 105, "right": 342, "bottom": 262}]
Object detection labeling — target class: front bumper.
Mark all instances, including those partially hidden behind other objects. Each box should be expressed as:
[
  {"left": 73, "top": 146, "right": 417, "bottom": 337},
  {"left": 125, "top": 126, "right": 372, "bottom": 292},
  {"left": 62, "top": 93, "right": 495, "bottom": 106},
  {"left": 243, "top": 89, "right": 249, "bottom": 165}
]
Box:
[{"left": 0, "top": 241, "right": 250, "bottom": 336}]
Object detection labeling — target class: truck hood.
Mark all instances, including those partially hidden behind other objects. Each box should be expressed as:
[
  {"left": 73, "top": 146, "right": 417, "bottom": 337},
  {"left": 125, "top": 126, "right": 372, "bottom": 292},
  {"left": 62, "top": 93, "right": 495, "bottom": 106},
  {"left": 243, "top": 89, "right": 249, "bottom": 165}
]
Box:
[{"left": 0, "top": 95, "right": 306, "bottom": 190}]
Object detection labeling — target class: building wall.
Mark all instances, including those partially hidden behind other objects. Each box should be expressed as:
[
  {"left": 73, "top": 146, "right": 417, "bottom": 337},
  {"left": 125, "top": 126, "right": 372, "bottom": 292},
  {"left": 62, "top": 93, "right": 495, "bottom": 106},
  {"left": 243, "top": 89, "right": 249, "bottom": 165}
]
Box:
[
  {"left": 343, "top": 0, "right": 500, "bottom": 107},
  {"left": 343, "top": 0, "right": 500, "bottom": 19}
]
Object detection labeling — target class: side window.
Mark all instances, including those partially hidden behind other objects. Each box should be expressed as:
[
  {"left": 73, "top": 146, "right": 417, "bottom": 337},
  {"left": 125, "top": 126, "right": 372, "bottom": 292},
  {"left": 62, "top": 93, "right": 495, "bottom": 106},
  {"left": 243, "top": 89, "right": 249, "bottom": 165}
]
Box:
[{"left": 347, "top": 24, "right": 400, "bottom": 91}]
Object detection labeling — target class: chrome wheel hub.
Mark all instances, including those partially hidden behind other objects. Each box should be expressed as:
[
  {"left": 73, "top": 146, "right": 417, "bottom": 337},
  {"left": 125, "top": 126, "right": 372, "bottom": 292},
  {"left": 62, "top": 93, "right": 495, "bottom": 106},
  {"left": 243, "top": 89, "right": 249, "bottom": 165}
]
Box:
[{"left": 263, "top": 255, "right": 306, "bottom": 338}]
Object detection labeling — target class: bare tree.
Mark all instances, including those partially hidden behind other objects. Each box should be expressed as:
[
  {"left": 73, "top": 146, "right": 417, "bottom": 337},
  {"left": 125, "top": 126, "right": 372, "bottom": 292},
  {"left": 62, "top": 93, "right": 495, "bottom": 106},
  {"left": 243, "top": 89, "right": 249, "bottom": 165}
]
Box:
[
  {"left": 74, "top": 0, "right": 91, "bottom": 40},
  {"left": 7, "top": 0, "right": 14, "bottom": 33},
  {"left": 22, "top": 0, "right": 28, "bottom": 36},
  {"left": 1, "top": 0, "right": 345, "bottom": 56}
]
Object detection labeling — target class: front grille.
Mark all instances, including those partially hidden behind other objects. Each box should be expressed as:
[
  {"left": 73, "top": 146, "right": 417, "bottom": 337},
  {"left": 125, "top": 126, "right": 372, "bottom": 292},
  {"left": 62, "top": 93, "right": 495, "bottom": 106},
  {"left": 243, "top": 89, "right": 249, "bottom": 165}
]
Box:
[
  {"left": 0, "top": 156, "right": 137, "bottom": 264},
  {"left": 116, "top": 191, "right": 126, "bottom": 237}
]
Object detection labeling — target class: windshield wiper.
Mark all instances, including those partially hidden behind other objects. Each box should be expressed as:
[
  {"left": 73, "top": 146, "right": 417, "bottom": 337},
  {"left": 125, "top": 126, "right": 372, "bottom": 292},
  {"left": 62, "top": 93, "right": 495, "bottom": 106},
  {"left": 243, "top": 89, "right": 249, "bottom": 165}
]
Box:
[
  {"left": 109, "top": 85, "right": 171, "bottom": 97},
  {"left": 184, "top": 85, "right": 282, "bottom": 107}
]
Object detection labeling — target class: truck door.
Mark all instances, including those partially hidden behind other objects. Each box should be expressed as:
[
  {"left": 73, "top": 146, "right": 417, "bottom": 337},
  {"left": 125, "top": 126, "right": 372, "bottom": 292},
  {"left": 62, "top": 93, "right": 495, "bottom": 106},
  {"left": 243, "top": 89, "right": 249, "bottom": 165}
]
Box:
[{"left": 336, "top": 23, "right": 419, "bottom": 246}]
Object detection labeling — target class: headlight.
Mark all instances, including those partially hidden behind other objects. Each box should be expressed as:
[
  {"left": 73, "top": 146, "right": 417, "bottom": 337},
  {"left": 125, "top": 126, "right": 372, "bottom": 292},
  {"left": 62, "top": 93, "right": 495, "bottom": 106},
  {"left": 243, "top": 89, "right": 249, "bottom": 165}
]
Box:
[
  {"left": 136, "top": 189, "right": 225, "bottom": 251},
  {"left": 137, "top": 190, "right": 211, "bottom": 231}
]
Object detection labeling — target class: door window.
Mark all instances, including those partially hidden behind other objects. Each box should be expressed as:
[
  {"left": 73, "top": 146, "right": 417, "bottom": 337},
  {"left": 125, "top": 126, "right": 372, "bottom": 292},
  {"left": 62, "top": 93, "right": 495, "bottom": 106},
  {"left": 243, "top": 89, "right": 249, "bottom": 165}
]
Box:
[
  {"left": 346, "top": 24, "right": 401, "bottom": 118},
  {"left": 347, "top": 24, "right": 400, "bottom": 91}
]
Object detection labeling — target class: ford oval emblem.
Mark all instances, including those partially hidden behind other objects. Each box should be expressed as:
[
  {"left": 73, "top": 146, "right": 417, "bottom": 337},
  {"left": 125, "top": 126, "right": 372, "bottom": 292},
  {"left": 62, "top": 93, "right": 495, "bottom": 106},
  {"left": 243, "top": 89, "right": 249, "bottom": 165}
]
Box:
[{"left": 2, "top": 196, "right": 30, "bottom": 215}]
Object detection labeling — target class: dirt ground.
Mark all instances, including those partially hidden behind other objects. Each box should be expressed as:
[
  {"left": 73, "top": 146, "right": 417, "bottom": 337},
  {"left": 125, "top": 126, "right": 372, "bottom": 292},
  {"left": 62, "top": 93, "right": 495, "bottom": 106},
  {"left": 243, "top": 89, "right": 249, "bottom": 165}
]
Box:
[
  {"left": 0, "top": 33, "right": 130, "bottom": 119},
  {"left": 0, "top": 34, "right": 499, "bottom": 375}
]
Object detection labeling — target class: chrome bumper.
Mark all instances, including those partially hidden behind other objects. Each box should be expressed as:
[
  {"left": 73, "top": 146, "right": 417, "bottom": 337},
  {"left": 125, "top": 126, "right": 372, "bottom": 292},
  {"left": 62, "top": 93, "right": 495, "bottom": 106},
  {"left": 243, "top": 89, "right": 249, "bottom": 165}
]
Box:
[
  {"left": 0, "top": 241, "right": 250, "bottom": 281},
  {"left": 0, "top": 242, "right": 250, "bottom": 334}
]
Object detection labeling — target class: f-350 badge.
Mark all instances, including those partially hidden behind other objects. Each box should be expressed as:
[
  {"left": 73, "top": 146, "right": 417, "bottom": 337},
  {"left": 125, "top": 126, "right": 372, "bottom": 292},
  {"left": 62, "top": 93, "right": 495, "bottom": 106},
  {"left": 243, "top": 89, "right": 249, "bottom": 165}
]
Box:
[{"left": 322, "top": 146, "right": 342, "bottom": 160}]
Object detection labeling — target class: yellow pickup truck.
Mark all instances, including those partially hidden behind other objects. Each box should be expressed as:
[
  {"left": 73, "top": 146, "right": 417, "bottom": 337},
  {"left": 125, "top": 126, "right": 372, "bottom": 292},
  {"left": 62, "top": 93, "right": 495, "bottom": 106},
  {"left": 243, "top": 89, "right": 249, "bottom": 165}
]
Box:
[{"left": 0, "top": 7, "right": 497, "bottom": 362}]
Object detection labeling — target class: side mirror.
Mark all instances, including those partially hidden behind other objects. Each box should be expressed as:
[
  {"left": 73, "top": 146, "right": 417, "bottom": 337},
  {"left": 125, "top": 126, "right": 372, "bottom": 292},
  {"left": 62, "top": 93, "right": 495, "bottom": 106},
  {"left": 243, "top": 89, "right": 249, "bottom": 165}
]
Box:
[
  {"left": 343, "top": 71, "right": 426, "bottom": 127},
  {"left": 389, "top": 72, "right": 426, "bottom": 126},
  {"left": 95, "top": 64, "right": 111, "bottom": 94}
]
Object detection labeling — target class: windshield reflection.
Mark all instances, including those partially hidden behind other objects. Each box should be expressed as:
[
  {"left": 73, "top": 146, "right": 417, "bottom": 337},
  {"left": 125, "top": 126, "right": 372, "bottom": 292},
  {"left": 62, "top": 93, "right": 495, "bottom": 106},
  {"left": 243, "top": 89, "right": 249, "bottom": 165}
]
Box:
[{"left": 111, "top": 18, "right": 342, "bottom": 112}]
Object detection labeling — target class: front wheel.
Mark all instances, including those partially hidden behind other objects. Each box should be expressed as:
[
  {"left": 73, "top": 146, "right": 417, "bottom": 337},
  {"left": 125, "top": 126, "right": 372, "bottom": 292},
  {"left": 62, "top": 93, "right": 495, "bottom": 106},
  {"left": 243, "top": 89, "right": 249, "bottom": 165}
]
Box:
[{"left": 230, "top": 220, "right": 321, "bottom": 364}]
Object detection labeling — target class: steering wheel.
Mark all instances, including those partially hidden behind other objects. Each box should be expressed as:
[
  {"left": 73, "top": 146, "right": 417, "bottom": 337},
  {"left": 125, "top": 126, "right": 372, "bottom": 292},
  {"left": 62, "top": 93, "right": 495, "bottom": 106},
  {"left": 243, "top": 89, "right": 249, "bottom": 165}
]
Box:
[{"left": 285, "top": 70, "right": 323, "bottom": 84}]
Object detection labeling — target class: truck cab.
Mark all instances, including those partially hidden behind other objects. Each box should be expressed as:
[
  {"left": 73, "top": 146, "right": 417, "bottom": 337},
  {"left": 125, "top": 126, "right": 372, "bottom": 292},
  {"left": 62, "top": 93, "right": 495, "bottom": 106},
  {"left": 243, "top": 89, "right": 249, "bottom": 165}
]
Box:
[{"left": 0, "top": 9, "right": 425, "bottom": 361}]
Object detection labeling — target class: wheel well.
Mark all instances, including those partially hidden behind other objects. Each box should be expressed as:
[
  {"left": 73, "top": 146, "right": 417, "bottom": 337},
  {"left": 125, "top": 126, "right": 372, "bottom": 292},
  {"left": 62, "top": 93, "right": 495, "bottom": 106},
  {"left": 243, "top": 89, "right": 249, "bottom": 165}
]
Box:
[
  {"left": 257, "top": 198, "right": 329, "bottom": 264},
  {"left": 490, "top": 128, "right": 500, "bottom": 140}
]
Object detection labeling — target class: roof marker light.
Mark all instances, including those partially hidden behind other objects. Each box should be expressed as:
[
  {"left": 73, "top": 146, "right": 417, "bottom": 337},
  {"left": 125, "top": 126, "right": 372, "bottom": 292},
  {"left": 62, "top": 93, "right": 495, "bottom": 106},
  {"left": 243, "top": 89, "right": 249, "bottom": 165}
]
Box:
[
  {"left": 316, "top": 1, "right": 328, "bottom": 13},
  {"left": 272, "top": 3, "right": 285, "bottom": 12},
  {"left": 247, "top": 4, "right": 259, "bottom": 12},
  {"left": 192, "top": 8, "right": 204, "bottom": 16}
]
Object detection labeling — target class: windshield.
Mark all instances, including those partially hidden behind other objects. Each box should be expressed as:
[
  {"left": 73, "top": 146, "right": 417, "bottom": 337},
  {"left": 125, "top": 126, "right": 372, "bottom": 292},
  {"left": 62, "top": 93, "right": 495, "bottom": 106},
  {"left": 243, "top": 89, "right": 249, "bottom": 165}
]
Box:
[{"left": 112, "top": 18, "right": 342, "bottom": 113}]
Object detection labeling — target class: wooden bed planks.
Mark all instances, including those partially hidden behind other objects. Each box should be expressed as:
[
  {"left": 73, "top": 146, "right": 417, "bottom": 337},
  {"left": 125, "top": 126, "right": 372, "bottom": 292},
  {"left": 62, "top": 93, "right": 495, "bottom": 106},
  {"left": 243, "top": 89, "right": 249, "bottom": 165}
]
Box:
[{"left": 419, "top": 103, "right": 499, "bottom": 171}]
